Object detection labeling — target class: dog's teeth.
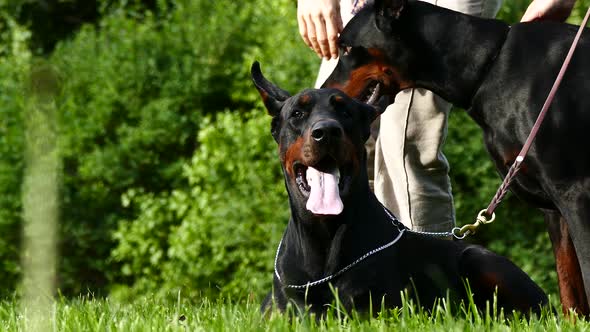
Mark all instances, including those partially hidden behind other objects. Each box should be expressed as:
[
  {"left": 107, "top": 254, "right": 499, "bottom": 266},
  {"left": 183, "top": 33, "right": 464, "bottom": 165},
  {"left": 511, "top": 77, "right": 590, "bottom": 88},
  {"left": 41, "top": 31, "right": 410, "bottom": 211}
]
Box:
[{"left": 367, "top": 83, "right": 381, "bottom": 105}]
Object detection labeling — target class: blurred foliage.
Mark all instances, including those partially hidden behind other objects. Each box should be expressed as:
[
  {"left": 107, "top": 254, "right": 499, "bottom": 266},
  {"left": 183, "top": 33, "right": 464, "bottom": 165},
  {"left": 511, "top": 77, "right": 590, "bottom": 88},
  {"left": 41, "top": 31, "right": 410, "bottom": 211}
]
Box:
[
  {"left": 0, "top": 0, "right": 316, "bottom": 297},
  {"left": 0, "top": 0, "right": 589, "bottom": 302},
  {"left": 0, "top": 0, "right": 100, "bottom": 54},
  {"left": 0, "top": 15, "right": 29, "bottom": 297},
  {"left": 111, "top": 111, "right": 287, "bottom": 300},
  {"left": 52, "top": 0, "right": 315, "bottom": 296}
]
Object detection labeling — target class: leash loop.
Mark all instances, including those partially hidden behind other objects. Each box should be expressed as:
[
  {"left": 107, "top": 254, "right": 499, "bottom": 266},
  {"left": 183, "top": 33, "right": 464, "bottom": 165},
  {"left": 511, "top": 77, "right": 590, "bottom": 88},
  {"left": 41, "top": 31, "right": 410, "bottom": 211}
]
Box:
[
  {"left": 477, "top": 208, "right": 496, "bottom": 224},
  {"left": 455, "top": 209, "right": 496, "bottom": 237}
]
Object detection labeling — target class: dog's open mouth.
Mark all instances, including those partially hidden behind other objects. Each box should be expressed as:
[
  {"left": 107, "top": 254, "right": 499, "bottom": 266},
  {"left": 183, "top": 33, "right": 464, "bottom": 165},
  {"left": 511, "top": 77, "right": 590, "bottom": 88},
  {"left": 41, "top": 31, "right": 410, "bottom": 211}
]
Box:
[
  {"left": 359, "top": 81, "right": 381, "bottom": 105},
  {"left": 294, "top": 161, "right": 352, "bottom": 216}
]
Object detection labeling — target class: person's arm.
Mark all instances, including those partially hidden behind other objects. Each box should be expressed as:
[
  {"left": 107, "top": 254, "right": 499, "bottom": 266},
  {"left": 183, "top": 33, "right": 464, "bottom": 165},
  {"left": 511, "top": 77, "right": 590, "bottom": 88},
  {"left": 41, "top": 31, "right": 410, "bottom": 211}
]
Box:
[
  {"left": 521, "top": 0, "right": 576, "bottom": 22},
  {"left": 297, "top": 0, "right": 343, "bottom": 59}
]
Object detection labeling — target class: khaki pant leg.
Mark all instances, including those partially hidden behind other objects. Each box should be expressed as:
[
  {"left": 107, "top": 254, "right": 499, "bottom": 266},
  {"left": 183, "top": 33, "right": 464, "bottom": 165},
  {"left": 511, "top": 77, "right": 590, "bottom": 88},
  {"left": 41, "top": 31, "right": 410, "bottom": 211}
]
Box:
[
  {"left": 374, "top": 0, "right": 502, "bottom": 231},
  {"left": 375, "top": 90, "right": 454, "bottom": 232}
]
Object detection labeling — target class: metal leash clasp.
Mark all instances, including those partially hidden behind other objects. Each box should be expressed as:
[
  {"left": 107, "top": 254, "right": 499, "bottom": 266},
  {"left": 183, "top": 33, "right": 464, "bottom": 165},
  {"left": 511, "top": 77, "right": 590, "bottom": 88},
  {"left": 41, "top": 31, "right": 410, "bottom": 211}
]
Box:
[{"left": 452, "top": 209, "right": 496, "bottom": 239}]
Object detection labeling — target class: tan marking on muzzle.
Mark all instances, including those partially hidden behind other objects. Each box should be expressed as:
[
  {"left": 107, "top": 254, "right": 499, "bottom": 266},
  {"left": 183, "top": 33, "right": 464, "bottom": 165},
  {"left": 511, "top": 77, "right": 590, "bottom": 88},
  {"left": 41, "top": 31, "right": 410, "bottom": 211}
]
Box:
[{"left": 284, "top": 136, "right": 306, "bottom": 177}]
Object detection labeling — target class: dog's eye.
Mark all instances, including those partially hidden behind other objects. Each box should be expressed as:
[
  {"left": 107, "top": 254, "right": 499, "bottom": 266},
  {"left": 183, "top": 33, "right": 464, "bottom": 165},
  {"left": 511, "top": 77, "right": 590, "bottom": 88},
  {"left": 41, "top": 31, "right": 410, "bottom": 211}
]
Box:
[{"left": 291, "top": 109, "right": 306, "bottom": 119}]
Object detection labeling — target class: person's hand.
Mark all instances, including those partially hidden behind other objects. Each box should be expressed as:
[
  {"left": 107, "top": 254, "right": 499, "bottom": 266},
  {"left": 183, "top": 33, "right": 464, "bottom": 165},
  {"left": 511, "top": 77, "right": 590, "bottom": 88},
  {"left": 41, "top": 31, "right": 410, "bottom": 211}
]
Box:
[
  {"left": 521, "top": 0, "right": 576, "bottom": 22},
  {"left": 297, "top": 0, "right": 343, "bottom": 59}
]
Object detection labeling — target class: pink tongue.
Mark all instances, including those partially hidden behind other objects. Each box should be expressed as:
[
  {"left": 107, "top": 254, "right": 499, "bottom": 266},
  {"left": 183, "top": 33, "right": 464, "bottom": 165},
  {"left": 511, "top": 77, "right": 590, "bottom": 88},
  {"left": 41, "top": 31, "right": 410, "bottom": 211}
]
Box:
[{"left": 305, "top": 167, "right": 344, "bottom": 215}]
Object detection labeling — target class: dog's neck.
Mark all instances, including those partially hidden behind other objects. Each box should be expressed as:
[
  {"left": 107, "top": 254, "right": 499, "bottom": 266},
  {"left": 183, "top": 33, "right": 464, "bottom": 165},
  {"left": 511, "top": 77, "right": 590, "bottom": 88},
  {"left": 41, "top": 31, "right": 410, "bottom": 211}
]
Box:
[
  {"left": 277, "top": 162, "right": 398, "bottom": 285},
  {"left": 404, "top": 2, "right": 510, "bottom": 108}
]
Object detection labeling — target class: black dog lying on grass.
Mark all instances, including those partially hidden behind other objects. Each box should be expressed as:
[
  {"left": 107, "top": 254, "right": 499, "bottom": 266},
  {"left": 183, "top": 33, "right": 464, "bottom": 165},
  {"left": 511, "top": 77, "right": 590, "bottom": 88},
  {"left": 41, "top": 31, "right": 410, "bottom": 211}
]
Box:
[
  {"left": 251, "top": 61, "right": 547, "bottom": 316},
  {"left": 320, "top": 0, "right": 590, "bottom": 315}
]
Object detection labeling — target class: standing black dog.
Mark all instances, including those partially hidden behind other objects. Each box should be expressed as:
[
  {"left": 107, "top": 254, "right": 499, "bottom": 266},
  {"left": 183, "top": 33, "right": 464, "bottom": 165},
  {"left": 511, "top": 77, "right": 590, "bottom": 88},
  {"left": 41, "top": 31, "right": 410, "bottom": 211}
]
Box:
[
  {"left": 251, "top": 61, "right": 546, "bottom": 316},
  {"left": 321, "top": 0, "right": 590, "bottom": 315}
]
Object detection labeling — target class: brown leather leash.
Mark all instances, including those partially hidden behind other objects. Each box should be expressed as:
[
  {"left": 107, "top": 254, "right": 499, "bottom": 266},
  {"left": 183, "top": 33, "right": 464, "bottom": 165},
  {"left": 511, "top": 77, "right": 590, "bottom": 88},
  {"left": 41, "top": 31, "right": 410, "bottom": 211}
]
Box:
[{"left": 456, "top": 8, "right": 590, "bottom": 238}]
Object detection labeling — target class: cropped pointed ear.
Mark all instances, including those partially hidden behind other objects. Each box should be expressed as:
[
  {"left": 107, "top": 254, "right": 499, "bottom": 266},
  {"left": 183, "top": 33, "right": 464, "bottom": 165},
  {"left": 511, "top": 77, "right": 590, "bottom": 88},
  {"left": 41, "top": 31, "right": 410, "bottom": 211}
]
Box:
[
  {"left": 342, "top": 97, "right": 380, "bottom": 142},
  {"left": 374, "top": 0, "right": 406, "bottom": 31},
  {"left": 251, "top": 61, "right": 291, "bottom": 118}
]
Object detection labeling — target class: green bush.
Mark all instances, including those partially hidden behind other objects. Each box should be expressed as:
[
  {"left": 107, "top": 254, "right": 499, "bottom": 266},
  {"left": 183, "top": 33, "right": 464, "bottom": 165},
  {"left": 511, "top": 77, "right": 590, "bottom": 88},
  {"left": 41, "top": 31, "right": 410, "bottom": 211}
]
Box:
[
  {"left": 0, "top": 17, "right": 29, "bottom": 296},
  {"left": 101, "top": 0, "right": 318, "bottom": 300},
  {"left": 50, "top": 0, "right": 316, "bottom": 295},
  {"left": 0, "top": 0, "right": 317, "bottom": 296},
  {"left": 111, "top": 111, "right": 287, "bottom": 300}
]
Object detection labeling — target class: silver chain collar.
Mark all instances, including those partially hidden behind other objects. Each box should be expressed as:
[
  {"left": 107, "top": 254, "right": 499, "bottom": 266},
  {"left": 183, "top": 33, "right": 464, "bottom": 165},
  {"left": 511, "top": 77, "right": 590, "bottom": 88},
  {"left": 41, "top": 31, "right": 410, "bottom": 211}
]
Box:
[
  {"left": 273, "top": 206, "right": 462, "bottom": 289},
  {"left": 383, "top": 208, "right": 464, "bottom": 239},
  {"left": 273, "top": 207, "right": 406, "bottom": 289}
]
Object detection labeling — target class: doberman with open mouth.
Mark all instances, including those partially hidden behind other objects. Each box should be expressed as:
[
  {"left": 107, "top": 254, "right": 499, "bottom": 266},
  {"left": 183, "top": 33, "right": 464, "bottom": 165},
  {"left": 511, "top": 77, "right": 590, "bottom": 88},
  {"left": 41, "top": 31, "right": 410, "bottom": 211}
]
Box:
[
  {"left": 251, "top": 61, "right": 547, "bottom": 316},
  {"left": 321, "top": 0, "right": 590, "bottom": 315}
]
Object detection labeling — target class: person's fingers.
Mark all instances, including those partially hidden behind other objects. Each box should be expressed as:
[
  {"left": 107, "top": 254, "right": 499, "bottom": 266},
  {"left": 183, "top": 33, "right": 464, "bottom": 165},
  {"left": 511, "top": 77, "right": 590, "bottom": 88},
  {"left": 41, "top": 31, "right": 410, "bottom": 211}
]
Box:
[
  {"left": 520, "top": 11, "right": 537, "bottom": 22},
  {"left": 325, "top": 13, "right": 340, "bottom": 59},
  {"left": 298, "top": 14, "right": 312, "bottom": 48},
  {"left": 306, "top": 16, "right": 322, "bottom": 57},
  {"left": 316, "top": 16, "right": 331, "bottom": 59},
  {"left": 335, "top": 10, "right": 343, "bottom": 32},
  {"left": 521, "top": 0, "right": 575, "bottom": 22},
  {"left": 520, "top": 4, "right": 541, "bottom": 22},
  {"left": 296, "top": 0, "right": 343, "bottom": 58}
]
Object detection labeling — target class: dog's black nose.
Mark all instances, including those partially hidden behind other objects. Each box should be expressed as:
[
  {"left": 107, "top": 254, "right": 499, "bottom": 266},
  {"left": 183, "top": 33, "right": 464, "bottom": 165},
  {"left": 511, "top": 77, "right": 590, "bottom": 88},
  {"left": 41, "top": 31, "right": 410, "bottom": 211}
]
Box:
[{"left": 311, "top": 120, "right": 343, "bottom": 142}]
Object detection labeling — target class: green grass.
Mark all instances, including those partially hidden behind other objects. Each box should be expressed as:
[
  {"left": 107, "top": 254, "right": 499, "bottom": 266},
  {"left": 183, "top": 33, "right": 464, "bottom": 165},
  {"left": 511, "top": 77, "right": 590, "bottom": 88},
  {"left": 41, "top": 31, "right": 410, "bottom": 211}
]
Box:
[{"left": 0, "top": 295, "right": 587, "bottom": 331}]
